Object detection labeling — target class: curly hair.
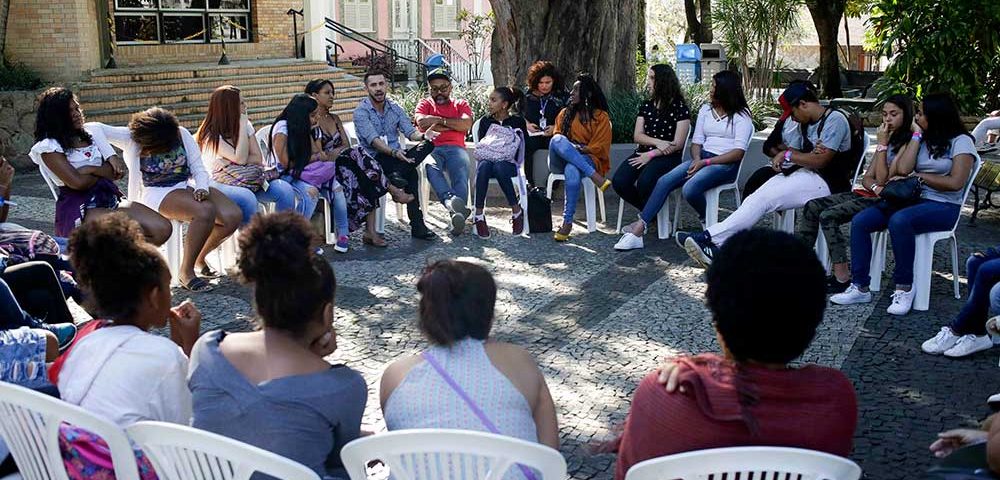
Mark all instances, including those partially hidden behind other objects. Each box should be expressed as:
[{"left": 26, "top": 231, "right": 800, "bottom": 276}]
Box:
[
  {"left": 559, "top": 73, "right": 609, "bottom": 136},
  {"left": 35, "top": 87, "right": 92, "bottom": 150},
  {"left": 525, "top": 61, "right": 565, "bottom": 94},
  {"left": 416, "top": 260, "right": 497, "bottom": 346},
  {"left": 69, "top": 213, "right": 167, "bottom": 321},
  {"left": 238, "top": 212, "right": 336, "bottom": 335},
  {"left": 706, "top": 229, "right": 826, "bottom": 365},
  {"left": 129, "top": 107, "right": 181, "bottom": 156}
]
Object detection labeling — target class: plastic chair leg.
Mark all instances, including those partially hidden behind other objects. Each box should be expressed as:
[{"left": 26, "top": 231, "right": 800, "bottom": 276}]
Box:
[
  {"left": 616, "top": 201, "right": 625, "bottom": 234},
  {"left": 598, "top": 188, "right": 607, "bottom": 223},
  {"left": 323, "top": 198, "right": 336, "bottom": 245},
  {"left": 912, "top": 235, "right": 934, "bottom": 311},
  {"left": 869, "top": 231, "right": 886, "bottom": 292},
  {"left": 656, "top": 198, "right": 671, "bottom": 239},
  {"left": 704, "top": 189, "right": 720, "bottom": 228},
  {"left": 546, "top": 174, "right": 556, "bottom": 199},
  {"left": 584, "top": 180, "right": 597, "bottom": 233},
  {"left": 375, "top": 196, "right": 387, "bottom": 234},
  {"left": 166, "top": 221, "right": 183, "bottom": 286},
  {"left": 419, "top": 165, "right": 431, "bottom": 216},
  {"left": 951, "top": 236, "right": 961, "bottom": 299},
  {"left": 815, "top": 230, "right": 832, "bottom": 274}
]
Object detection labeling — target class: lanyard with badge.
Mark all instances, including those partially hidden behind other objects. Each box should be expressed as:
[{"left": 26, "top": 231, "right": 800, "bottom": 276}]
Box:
[{"left": 538, "top": 95, "right": 550, "bottom": 129}]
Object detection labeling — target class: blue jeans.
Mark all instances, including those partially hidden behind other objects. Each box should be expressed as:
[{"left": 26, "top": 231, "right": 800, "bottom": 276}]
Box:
[
  {"left": 549, "top": 134, "right": 597, "bottom": 223},
  {"left": 284, "top": 176, "right": 320, "bottom": 219},
  {"left": 639, "top": 151, "right": 740, "bottom": 224},
  {"left": 475, "top": 160, "right": 519, "bottom": 209},
  {"left": 951, "top": 248, "right": 1000, "bottom": 335},
  {"left": 211, "top": 180, "right": 297, "bottom": 225},
  {"left": 327, "top": 189, "right": 349, "bottom": 237},
  {"left": 849, "top": 200, "right": 961, "bottom": 288},
  {"left": 426, "top": 145, "right": 470, "bottom": 206}
]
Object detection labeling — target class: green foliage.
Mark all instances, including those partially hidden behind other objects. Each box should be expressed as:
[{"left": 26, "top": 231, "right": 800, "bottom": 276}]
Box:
[
  {"left": 868, "top": 0, "right": 1000, "bottom": 113},
  {"left": 607, "top": 89, "right": 646, "bottom": 143},
  {"left": 713, "top": 0, "right": 802, "bottom": 99},
  {"left": 456, "top": 9, "right": 494, "bottom": 81},
  {"left": 635, "top": 49, "right": 649, "bottom": 92},
  {"left": 0, "top": 62, "right": 43, "bottom": 91}
]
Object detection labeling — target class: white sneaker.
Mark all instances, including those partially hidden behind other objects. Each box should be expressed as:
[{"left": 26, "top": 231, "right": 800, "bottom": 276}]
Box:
[
  {"left": 614, "top": 232, "right": 644, "bottom": 251},
  {"left": 921, "top": 326, "right": 961, "bottom": 354},
  {"left": 830, "top": 284, "right": 872, "bottom": 305},
  {"left": 886, "top": 289, "right": 915, "bottom": 315},
  {"left": 943, "top": 334, "right": 993, "bottom": 358}
]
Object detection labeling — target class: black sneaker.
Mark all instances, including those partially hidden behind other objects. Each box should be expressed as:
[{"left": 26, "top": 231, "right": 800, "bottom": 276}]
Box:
[
  {"left": 683, "top": 230, "right": 718, "bottom": 268},
  {"left": 411, "top": 224, "right": 438, "bottom": 240},
  {"left": 674, "top": 231, "right": 692, "bottom": 249},
  {"left": 826, "top": 275, "right": 851, "bottom": 294}
]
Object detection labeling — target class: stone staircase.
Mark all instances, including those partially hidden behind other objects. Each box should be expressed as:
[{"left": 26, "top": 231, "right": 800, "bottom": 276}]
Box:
[{"left": 75, "top": 59, "right": 367, "bottom": 131}]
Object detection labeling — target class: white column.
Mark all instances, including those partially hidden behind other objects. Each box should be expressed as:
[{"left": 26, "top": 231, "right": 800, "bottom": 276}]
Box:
[
  {"left": 302, "top": 0, "right": 327, "bottom": 62},
  {"left": 474, "top": 0, "right": 483, "bottom": 15}
]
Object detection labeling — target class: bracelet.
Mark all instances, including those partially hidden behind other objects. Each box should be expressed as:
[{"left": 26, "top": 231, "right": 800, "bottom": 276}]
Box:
[
  {"left": 911, "top": 132, "right": 923, "bottom": 141},
  {"left": 704, "top": 158, "right": 712, "bottom": 166},
  {"left": 875, "top": 144, "right": 889, "bottom": 152},
  {"left": 784, "top": 150, "right": 793, "bottom": 161}
]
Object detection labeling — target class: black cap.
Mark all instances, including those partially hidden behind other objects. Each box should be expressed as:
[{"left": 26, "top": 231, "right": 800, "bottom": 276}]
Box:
[
  {"left": 781, "top": 82, "right": 813, "bottom": 106},
  {"left": 426, "top": 67, "right": 452, "bottom": 82}
]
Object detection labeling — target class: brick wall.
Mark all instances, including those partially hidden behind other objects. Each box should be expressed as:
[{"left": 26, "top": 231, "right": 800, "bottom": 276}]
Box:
[
  {"left": 5, "top": 0, "right": 102, "bottom": 82},
  {"left": 114, "top": 0, "right": 303, "bottom": 66}
]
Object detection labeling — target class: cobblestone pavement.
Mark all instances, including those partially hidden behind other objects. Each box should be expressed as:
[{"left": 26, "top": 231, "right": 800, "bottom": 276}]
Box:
[{"left": 9, "top": 170, "right": 1000, "bottom": 480}]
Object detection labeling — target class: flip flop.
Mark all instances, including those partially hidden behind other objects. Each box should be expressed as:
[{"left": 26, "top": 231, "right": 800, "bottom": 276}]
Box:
[
  {"left": 363, "top": 235, "right": 388, "bottom": 248},
  {"left": 198, "top": 265, "right": 223, "bottom": 279},
  {"left": 180, "top": 277, "right": 213, "bottom": 293}
]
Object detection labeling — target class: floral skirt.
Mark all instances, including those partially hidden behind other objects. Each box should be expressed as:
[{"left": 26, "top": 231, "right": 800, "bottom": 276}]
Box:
[{"left": 333, "top": 147, "right": 389, "bottom": 232}]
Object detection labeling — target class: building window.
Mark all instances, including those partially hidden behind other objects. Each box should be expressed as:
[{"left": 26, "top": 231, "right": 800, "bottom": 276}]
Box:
[
  {"left": 433, "top": 0, "right": 458, "bottom": 33},
  {"left": 113, "top": 0, "right": 251, "bottom": 45},
  {"left": 342, "top": 0, "right": 375, "bottom": 33}
]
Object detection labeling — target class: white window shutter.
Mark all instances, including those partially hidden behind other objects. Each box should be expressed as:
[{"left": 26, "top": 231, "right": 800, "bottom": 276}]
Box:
[
  {"left": 343, "top": 0, "right": 358, "bottom": 30},
  {"left": 358, "top": 0, "right": 373, "bottom": 31}
]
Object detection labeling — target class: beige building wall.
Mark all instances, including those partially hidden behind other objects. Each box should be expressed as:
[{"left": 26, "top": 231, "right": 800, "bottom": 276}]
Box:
[{"left": 5, "top": 0, "right": 103, "bottom": 82}]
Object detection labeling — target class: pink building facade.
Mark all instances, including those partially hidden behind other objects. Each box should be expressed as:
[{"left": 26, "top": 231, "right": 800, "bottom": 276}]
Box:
[{"left": 328, "top": 0, "right": 491, "bottom": 80}]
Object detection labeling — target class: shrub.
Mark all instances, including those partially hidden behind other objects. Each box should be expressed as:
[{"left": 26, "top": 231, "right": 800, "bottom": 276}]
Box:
[{"left": 0, "top": 62, "right": 43, "bottom": 92}]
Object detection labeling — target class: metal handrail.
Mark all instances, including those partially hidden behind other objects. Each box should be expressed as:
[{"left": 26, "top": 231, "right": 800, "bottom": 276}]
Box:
[
  {"left": 324, "top": 17, "right": 427, "bottom": 67},
  {"left": 286, "top": 9, "right": 304, "bottom": 58}
]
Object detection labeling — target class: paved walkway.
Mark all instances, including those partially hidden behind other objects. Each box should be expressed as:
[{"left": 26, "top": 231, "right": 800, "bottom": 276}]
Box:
[{"left": 9, "top": 171, "right": 1000, "bottom": 480}]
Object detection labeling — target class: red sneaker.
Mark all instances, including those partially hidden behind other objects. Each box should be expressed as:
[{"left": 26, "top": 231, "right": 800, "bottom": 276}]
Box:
[
  {"left": 511, "top": 210, "right": 525, "bottom": 236},
  {"left": 474, "top": 216, "right": 490, "bottom": 238}
]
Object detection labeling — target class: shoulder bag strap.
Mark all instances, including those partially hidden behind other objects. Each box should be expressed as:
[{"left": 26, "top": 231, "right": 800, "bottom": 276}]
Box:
[{"left": 421, "top": 351, "right": 540, "bottom": 480}]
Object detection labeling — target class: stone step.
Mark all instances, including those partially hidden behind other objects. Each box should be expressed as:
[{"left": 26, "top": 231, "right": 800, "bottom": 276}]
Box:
[
  {"left": 77, "top": 70, "right": 354, "bottom": 98},
  {"left": 82, "top": 83, "right": 364, "bottom": 112},
  {"left": 87, "top": 59, "right": 333, "bottom": 84}
]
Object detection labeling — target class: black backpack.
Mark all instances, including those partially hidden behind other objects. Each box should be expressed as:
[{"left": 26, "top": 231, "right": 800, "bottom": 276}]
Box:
[
  {"left": 797, "top": 107, "right": 866, "bottom": 193},
  {"left": 526, "top": 186, "right": 552, "bottom": 233}
]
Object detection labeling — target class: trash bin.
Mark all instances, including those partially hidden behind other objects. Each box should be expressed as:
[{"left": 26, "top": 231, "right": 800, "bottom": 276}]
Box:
[
  {"left": 675, "top": 43, "right": 702, "bottom": 84},
  {"left": 699, "top": 43, "right": 727, "bottom": 81}
]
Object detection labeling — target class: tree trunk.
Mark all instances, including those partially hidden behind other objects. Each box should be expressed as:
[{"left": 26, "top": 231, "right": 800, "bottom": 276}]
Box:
[
  {"left": 806, "top": 0, "right": 844, "bottom": 98},
  {"left": 490, "top": 0, "right": 639, "bottom": 93},
  {"left": 697, "top": 0, "right": 712, "bottom": 43},
  {"left": 843, "top": 13, "right": 852, "bottom": 69}
]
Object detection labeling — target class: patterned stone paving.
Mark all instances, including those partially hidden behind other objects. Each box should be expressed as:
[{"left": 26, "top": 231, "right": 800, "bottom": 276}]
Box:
[{"left": 9, "top": 169, "right": 1000, "bottom": 480}]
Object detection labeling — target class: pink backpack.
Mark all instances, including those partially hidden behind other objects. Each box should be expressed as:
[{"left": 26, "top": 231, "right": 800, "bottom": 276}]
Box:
[{"left": 474, "top": 123, "right": 524, "bottom": 166}]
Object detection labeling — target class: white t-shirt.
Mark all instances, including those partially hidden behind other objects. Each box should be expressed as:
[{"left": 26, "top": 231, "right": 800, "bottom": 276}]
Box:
[
  {"left": 57, "top": 325, "right": 192, "bottom": 428},
  {"left": 29, "top": 124, "right": 117, "bottom": 188},
  {"left": 691, "top": 104, "right": 754, "bottom": 156}
]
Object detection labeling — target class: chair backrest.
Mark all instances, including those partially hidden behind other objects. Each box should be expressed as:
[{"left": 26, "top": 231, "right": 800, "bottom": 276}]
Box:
[
  {"left": 254, "top": 125, "right": 277, "bottom": 171},
  {"left": 945, "top": 152, "right": 983, "bottom": 233},
  {"left": 36, "top": 166, "right": 60, "bottom": 201},
  {"left": 623, "top": 446, "right": 862, "bottom": 480},
  {"left": 0, "top": 382, "right": 140, "bottom": 480},
  {"left": 342, "top": 121, "right": 358, "bottom": 147},
  {"left": 126, "top": 421, "right": 320, "bottom": 480},
  {"left": 471, "top": 118, "right": 483, "bottom": 143},
  {"left": 851, "top": 133, "right": 872, "bottom": 185},
  {"left": 339, "top": 429, "right": 567, "bottom": 480}
]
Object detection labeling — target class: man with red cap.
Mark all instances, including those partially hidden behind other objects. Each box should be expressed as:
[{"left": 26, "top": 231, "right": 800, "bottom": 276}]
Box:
[{"left": 677, "top": 81, "right": 856, "bottom": 267}]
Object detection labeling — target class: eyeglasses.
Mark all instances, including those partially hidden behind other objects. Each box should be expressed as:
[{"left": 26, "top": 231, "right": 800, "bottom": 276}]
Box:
[{"left": 429, "top": 85, "right": 452, "bottom": 93}]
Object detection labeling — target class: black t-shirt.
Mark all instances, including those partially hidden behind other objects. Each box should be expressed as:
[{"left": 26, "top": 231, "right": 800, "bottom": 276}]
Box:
[
  {"left": 521, "top": 91, "right": 570, "bottom": 127},
  {"left": 635, "top": 99, "right": 691, "bottom": 153},
  {"left": 477, "top": 114, "right": 529, "bottom": 142}
]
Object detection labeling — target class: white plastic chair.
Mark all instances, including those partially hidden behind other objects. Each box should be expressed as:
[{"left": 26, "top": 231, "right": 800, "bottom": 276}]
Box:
[
  {"left": 773, "top": 133, "right": 871, "bottom": 234},
  {"left": 614, "top": 136, "right": 691, "bottom": 239},
  {"left": 0, "top": 382, "right": 141, "bottom": 480},
  {"left": 340, "top": 429, "right": 567, "bottom": 480},
  {"left": 126, "top": 421, "right": 320, "bottom": 480},
  {"left": 868, "top": 157, "right": 982, "bottom": 311},
  {"left": 471, "top": 118, "right": 530, "bottom": 236},
  {"left": 623, "top": 446, "right": 861, "bottom": 480},
  {"left": 546, "top": 124, "right": 612, "bottom": 233}
]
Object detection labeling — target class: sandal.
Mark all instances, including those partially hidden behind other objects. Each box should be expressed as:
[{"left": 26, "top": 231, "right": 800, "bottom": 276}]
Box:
[
  {"left": 197, "top": 265, "right": 223, "bottom": 279},
  {"left": 363, "top": 234, "right": 388, "bottom": 248},
  {"left": 180, "top": 277, "right": 214, "bottom": 293},
  {"left": 389, "top": 188, "right": 414, "bottom": 204}
]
